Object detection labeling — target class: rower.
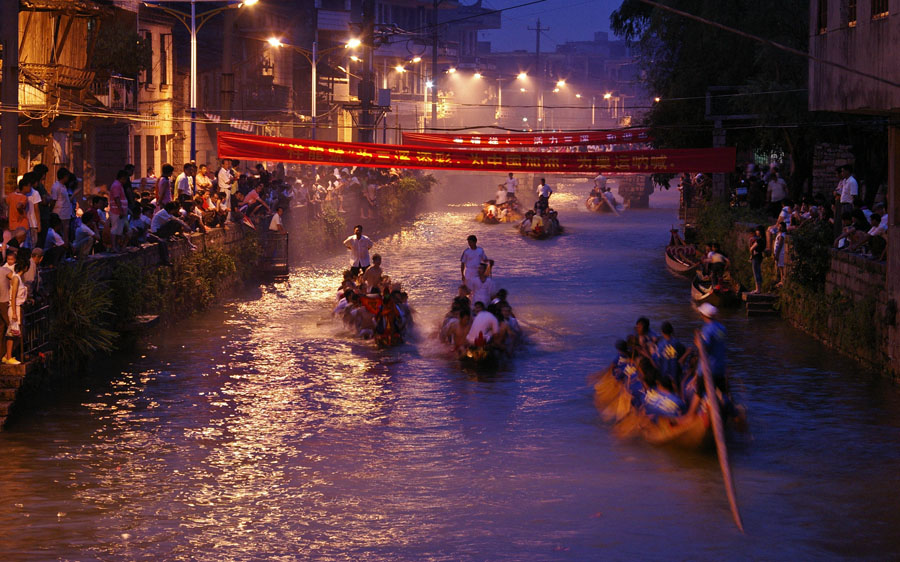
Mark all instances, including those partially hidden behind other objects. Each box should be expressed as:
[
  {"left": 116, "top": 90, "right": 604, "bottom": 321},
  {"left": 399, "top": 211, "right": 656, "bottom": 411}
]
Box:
[
  {"left": 495, "top": 184, "right": 508, "bottom": 206},
  {"left": 467, "top": 301, "right": 499, "bottom": 346},
  {"left": 467, "top": 263, "right": 497, "bottom": 311},
  {"left": 654, "top": 321, "right": 686, "bottom": 389}
]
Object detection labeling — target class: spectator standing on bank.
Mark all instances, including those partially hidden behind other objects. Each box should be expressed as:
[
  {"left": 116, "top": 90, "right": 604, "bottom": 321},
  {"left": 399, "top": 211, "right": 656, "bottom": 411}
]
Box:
[
  {"left": 108, "top": 170, "right": 130, "bottom": 253},
  {"left": 748, "top": 226, "right": 765, "bottom": 294},
  {"left": 175, "top": 163, "right": 195, "bottom": 199},
  {"left": 8, "top": 178, "right": 31, "bottom": 244},
  {"left": 218, "top": 159, "right": 237, "bottom": 195},
  {"left": 773, "top": 222, "right": 787, "bottom": 287},
  {"left": 3, "top": 257, "right": 29, "bottom": 365},
  {"left": 48, "top": 168, "right": 74, "bottom": 244},
  {"left": 0, "top": 250, "right": 15, "bottom": 363},
  {"left": 195, "top": 164, "right": 213, "bottom": 194},
  {"left": 156, "top": 164, "right": 174, "bottom": 208},
  {"left": 766, "top": 169, "right": 787, "bottom": 216},
  {"left": 834, "top": 164, "right": 858, "bottom": 239}
]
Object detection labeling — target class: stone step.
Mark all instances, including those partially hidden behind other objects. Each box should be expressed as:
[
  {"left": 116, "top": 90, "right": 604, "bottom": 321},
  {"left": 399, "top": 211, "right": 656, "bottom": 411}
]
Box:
[
  {"left": 0, "top": 388, "right": 16, "bottom": 401},
  {"left": 742, "top": 292, "right": 779, "bottom": 303},
  {"left": 0, "top": 375, "right": 25, "bottom": 389},
  {"left": 747, "top": 308, "right": 780, "bottom": 317},
  {"left": 746, "top": 302, "right": 777, "bottom": 310}
]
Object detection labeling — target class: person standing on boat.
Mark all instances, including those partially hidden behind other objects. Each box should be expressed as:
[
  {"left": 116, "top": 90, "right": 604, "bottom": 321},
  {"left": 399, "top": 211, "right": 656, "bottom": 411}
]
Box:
[
  {"left": 344, "top": 224, "right": 374, "bottom": 277},
  {"left": 461, "top": 234, "right": 491, "bottom": 284},
  {"left": 535, "top": 178, "right": 552, "bottom": 214},
  {"left": 696, "top": 303, "right": 728, "bottom": 394},
  {"left": 505, "top": 173, "right": 519, "bottom": 199}
]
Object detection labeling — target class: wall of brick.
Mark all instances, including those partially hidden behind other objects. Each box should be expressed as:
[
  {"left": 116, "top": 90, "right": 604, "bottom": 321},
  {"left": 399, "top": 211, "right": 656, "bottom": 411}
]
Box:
[{"left": 812, "top": 142, "right": 853, "bottom": 198}]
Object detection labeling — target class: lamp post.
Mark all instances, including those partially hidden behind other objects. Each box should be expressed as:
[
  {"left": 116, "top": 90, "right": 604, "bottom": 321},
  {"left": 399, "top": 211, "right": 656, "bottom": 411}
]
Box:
[
  {"left": 144, "top": 0, "right": 258, "bottom": 163},
  {"left": 268, "top": 37, "right": 359, "bottom": 140}
]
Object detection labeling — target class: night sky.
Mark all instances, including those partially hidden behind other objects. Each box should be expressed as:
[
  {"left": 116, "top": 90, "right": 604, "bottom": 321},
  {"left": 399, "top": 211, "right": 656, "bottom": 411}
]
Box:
[{"left": 477, "top": 0, "right": 624, "bottom": 53}]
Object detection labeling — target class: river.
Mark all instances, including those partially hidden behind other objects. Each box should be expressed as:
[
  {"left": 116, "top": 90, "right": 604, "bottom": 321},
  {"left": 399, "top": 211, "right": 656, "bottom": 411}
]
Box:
[{"left": 1, "top": 180, "right": 899, "bottom": 561}]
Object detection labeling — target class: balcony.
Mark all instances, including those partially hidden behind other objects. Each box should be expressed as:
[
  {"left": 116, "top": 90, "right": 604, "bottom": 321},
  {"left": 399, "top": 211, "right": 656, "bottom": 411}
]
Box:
[{"left": 90, "top": 75, "right": 138, "bottom": 112}]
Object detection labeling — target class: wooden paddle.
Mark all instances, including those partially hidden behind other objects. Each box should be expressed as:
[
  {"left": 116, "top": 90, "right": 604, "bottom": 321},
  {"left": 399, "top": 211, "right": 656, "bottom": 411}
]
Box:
[{"left": 697, "top": 333, "right": 745, "bottom": 533}]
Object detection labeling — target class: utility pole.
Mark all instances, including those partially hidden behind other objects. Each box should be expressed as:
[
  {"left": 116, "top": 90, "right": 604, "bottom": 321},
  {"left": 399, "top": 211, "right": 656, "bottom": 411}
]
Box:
[
  {"left": 430, "top": 0, "right": 441, "bottom": 131},
  {"left": 1, "top": 0, "right": 19, "bottom": 203},
  {"left": 359, "top": 0, "right": 375, "bottom": 143},
  {"left": 527, "top": 19, "right": 548, "bottom": 131}
]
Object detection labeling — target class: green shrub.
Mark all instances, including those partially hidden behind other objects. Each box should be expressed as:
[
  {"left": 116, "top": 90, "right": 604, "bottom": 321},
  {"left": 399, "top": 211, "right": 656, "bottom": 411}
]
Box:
[
  {"left": 786, "top": 219, "right": 833, "bottom": 291},
  {"left": 50, "top": 261, "right": 117, "bottom": 365}
]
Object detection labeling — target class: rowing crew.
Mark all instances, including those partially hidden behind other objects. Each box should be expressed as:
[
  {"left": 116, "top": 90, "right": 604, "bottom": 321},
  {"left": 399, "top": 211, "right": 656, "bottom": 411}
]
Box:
[
  {"left": 333, "top": 253, "right": 413, "bottom": 345},
  {"left": 441, "top": 234, "right": 522, "bottom": 356},
  {"left": 606, "top": 304, "right": 736, "bottom": 421}
]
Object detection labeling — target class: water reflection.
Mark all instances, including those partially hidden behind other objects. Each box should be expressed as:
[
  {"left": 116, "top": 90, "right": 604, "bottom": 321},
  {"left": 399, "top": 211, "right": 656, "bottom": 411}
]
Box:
[{"left": 0, "top": 184, "right": 899, "bottom": 559}]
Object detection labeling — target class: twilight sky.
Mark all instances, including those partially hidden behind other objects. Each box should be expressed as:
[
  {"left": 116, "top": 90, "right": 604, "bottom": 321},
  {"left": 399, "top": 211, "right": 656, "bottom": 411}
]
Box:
[{"left": 476, "top": 0, "right": 624, "bottom": 53}]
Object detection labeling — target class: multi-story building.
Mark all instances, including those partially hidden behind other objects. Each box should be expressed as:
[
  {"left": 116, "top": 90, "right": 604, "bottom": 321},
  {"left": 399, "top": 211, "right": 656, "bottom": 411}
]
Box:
[
  {"left": 808, "top": 0, "right": 900, "bottom": 370},
  {"left": 1, "top": 0, "right": 106, "bottom": 190}
]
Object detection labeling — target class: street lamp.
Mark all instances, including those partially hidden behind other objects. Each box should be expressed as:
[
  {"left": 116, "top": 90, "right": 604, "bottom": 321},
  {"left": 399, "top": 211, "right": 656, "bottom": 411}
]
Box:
[
  {"left": 517, "top": 72, "right": 527, "bottom": 80},
  {"left": 144, "top": 0, "right": 258, "bottom": 162},
  {"left": 267, "top": 36, "right": 360, "bottom": 139}
]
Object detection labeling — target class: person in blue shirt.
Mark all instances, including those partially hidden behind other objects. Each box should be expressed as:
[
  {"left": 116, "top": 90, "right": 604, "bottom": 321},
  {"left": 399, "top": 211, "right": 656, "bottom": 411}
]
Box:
[
  {"left": 654, "top": 321, "right": 686, "bottom": 389},
  {"left": 683, "top": 303, "right": 731, "bottom": 418}
]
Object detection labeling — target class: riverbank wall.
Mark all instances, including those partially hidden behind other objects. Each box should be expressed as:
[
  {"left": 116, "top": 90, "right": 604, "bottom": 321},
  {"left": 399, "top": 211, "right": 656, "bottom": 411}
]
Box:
[
  {"left": 699, "top": 206, "right": 893, "bottom": 375},
  {"left": 0, "top": 225, "right": 260, "bottom": 429},
  {"left": 780, "top": 249, "right": 891, "bottom": 373}
]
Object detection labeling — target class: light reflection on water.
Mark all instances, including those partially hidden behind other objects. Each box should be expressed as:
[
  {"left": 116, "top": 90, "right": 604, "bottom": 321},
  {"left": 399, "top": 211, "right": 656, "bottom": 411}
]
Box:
[{"left": 1, "top": 185, "right": 900, "bottom": 560}]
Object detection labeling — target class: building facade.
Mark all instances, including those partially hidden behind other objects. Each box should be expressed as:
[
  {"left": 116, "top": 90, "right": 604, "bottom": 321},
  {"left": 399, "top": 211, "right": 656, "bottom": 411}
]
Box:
[{"left": 809, "top": 0, "right": 900, "bottom": 373}]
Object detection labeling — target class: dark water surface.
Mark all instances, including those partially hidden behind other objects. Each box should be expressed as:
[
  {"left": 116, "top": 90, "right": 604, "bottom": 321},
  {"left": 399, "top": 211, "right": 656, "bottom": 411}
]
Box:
[{"left": 2, "top": 184, "right": 900, "bottom": 561}]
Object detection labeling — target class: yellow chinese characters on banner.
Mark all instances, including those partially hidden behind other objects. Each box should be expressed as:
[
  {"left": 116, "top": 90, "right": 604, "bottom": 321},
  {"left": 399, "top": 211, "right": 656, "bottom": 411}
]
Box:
[{"left": 217, "top": 132, "right": 736, "bottom": 174}]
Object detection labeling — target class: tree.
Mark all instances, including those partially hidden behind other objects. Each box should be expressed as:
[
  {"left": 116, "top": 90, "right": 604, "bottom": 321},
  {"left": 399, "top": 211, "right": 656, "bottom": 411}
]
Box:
[
  {"left": 610, "top": 0, "right": 815, "bottom": 196},
  {"left": 91, "top": 18, "right": 152, "bottom": 78}
]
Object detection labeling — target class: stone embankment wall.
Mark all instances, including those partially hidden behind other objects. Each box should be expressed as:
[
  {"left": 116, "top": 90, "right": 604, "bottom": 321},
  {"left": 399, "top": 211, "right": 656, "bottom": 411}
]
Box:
[
  {"left": 0, "top": 226, "right": 256, "bottom": 429},
  {"left": 782, "top": 248, "right": 891, "bottom": 372}
]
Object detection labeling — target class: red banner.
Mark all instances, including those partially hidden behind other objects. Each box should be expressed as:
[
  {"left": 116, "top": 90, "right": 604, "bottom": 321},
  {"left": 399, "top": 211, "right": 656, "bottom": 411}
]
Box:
[
  {"left": 217, "top": 132, "right": 735, "bottom": 174},
  {"left": 402, "top": 129, "right": 652, "bottom": 147}
]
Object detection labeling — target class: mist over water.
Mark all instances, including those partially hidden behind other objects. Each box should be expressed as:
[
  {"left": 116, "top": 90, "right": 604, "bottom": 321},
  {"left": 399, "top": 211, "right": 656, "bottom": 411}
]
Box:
[{"left": 1, "top": 178, "right": 899, "bottom": 560}]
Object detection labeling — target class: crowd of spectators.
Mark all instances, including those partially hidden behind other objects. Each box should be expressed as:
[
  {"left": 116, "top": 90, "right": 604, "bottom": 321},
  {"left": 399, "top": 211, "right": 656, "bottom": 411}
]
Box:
[{"left": 732, "top": 161, "right": 889, "bottom": 296}]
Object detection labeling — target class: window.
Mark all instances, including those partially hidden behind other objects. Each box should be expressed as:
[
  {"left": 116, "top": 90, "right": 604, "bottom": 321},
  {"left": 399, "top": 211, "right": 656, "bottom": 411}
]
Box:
[
  {"left": 145, "top": 135, "right": 155, "bottom": 177},
  {"left": 872, "top": 0, "right": 889, "bottom": 19},
  {"left": 160, "top": 34, "right": 172, "bottom": 85},
  {"left": 817, "top": 0, "right": 828, "bottom": 33},
  {"left": 848, "top": 0, "right": 857, "bottom": 27},
  {"left": 141, "top": 31, "right": 153, "bottom": 84}
]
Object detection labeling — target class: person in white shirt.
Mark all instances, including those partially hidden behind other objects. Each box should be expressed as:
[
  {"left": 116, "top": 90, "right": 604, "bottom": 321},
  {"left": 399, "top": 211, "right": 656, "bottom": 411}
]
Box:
[
  {"left": 23, "top": 181, "right": 43, "bottom": 248},
  {"left": 495, "top": 184, "right": 508, "bottom": 205},
  {"left": 766, "top": 171, "right": 787, "bottom": 205},
  {"left": 74, "top": 211, "right": 100, "bottom": 258},
  {"left": 460, "top": 234, "right": 490, "bottom": 283},
  {"left": 175, "top": 163, "right": 195, "bottom": 198},
  {"left": 269, "top": 206, "right": 286, "bottom": 233},
  {"left": 466, "top": 263, "right": 496, "bottom": 308},
  {"left": 343, "top": 224, "right": 374, "bottom": 276},
  {"left": 217, "top": 159, "right": 237, "bottom": 195},
  {"left": 837, "top": 164, "right": 858, "bottom": 211},
  {"left": 49, "top": 167, "right": 74, "bottom": 243},
  {"left": 467, "top": 303, "right": 500, "bottom": 345},
  {"left": 504, "top": 173, "right": 519, "bottom": 196},
  {"left": 537, "top": 177, "right": 552, "bottom": 200},
  {"left": 519, "top": 210, "right": 534, "bottom": 234}
]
